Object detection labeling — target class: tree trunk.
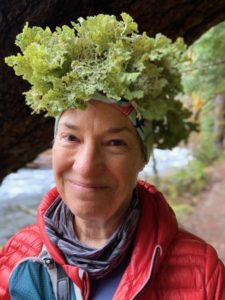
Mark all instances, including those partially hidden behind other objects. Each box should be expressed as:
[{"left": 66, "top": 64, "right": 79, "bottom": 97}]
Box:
[
  {"left": 1, "top": 0, "right": 225, "bottom": 182},
  {"left": 214, "top": 93, "right": 225, "bottom": 154}
]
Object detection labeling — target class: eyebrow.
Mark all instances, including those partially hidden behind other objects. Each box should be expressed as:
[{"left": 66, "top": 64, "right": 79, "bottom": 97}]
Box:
[
  {"left": 62, "top": 122, "right": 135, "bottom": 136},
  {"left": 62, "top": 122, "right": 79, "bottom": 130},
  {"left": 105, "top": 127, "right": 135, "bottom": 136}
]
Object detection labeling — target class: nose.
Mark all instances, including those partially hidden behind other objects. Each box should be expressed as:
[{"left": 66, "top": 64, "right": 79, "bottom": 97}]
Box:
[{"left": 73, "top": 140, "right": 105, "bottom": 177}]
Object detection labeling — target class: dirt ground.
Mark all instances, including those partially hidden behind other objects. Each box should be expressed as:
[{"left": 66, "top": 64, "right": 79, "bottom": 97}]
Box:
[{"left": 180, "top": 159, "right": 225, "bottom": 263}]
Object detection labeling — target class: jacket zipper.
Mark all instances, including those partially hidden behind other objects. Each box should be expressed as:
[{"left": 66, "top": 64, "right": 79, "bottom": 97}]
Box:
[{"left": 131, "top": 245, "right": 162, "bottom": 300}]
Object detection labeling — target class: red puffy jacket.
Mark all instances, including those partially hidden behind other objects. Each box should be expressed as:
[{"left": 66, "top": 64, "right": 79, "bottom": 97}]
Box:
[{"left": 0, "top": 181, "right": 225, "bottom": 299}]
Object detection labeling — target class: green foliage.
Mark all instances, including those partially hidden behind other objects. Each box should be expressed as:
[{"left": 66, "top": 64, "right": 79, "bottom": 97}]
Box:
[
  {"left": 148, "top": 158, "right": 207, "bottom": 221},
  {"left": 170, "top": 160, "right": 206, "bottom": 196},
  {"left": 170, "top": 203, "right": 193, "bottom": 221},
  {"left": 182, "top": 21, "right": 225, "bottom": 100},
  {"left": 150, "top": 159, "right": 207, "bottom": 203},
  {"left": 181, "top": 21, "right": 225, "bottom": 162},
  {"left": 194, "top": 102, "right": 217, "bottom": 163},
  {"left": 5, "top": 13, "right": 196, "bottom": 150}
]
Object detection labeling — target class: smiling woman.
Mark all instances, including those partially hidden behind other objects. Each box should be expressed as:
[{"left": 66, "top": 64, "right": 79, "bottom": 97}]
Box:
[
  {"left": 1, "top": 13, "right": 225, "bottom": 300},
  {"left": 53, "top": 101, "right": 145, "bottom": 248}
]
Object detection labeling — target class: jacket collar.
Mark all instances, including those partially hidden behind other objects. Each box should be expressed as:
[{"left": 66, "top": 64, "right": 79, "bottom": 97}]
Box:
[
  {"left": 114, "top": 181, "right": 178, "bottom": 299},
  {"left": 37, "top": 181, "right": 178, "bottom": 297}
]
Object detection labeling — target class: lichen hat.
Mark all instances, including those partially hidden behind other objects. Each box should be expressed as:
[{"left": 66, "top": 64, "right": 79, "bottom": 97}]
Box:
[{"left": 5, "top": 12, "right": 196, "bottom": 158}]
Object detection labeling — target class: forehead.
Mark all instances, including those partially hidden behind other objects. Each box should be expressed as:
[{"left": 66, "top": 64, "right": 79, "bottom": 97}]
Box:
[{"left": 58, "top": 101, "right": 136, "bottom": 133}]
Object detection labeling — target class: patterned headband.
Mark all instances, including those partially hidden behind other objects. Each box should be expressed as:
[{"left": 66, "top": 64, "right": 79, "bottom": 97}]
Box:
[{"left": 54, "top": 93, "right": 153, "bottom": 161}]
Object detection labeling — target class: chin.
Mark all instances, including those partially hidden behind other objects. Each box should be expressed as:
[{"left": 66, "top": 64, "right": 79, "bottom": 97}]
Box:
[{"left": 69, "top": 204, "right": 109, "bottom": 222}]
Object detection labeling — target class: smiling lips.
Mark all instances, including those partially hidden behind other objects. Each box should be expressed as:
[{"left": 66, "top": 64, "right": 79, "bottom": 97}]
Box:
[{"left": 67, "top": 179, "right": 109, "bottom": 191}]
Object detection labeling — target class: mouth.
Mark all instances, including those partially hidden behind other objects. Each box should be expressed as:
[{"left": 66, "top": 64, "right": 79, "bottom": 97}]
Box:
[{"left": 67, "top": 179, "right": 109, "bottom": 191}]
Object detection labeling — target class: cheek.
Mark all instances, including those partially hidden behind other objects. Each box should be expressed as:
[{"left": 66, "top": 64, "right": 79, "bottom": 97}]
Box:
[
  {"left": 113, "top": 158, "right": 141, "bottom": 191},
  {"left": 52, "top": 147, "right": 71, "bottom": 178}
]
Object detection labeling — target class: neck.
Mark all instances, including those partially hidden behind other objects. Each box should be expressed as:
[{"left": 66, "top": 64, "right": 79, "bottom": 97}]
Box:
[{"left": 73, "top": 212, "right": 127, "bottom": 249}]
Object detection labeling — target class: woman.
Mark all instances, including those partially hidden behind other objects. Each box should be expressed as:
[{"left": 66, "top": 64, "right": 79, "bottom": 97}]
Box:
[{"left": 1, "top": 13, "right": 225, "bottom": 299}]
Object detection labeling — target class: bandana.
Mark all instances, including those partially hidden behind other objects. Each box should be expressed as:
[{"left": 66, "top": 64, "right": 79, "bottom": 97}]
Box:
[{"left": 44, "top": 190, "right": 140, "bottom": 279}]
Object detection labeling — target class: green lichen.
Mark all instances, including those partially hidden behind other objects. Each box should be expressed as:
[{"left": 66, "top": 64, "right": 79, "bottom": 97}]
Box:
[{"left": 5, "top": 13, "right": 196, "bottom": 149}]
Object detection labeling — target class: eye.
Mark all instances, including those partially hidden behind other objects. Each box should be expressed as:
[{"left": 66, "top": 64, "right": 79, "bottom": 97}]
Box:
[
  {"left": 63, "top": 134, "right": 80, "bottom": 142},
  {"left": 107, "top": 139, "right": 127, "bottom": 147}
]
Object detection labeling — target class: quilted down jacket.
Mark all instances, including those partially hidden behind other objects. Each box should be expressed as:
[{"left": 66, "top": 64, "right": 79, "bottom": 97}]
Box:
[{"left": 0, "top": 181, "right": 225, "bottom": 299}]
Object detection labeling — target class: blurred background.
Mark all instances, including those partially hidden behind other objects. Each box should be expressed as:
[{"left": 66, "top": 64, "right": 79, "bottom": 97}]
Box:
[{"left": 0, "top": 1, "right": 225, "bottom": 262}]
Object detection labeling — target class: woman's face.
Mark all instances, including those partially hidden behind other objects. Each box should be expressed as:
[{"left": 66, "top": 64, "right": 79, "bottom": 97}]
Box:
[{"left": 53, "top": 101, "right": 145, "bottom": 225}]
